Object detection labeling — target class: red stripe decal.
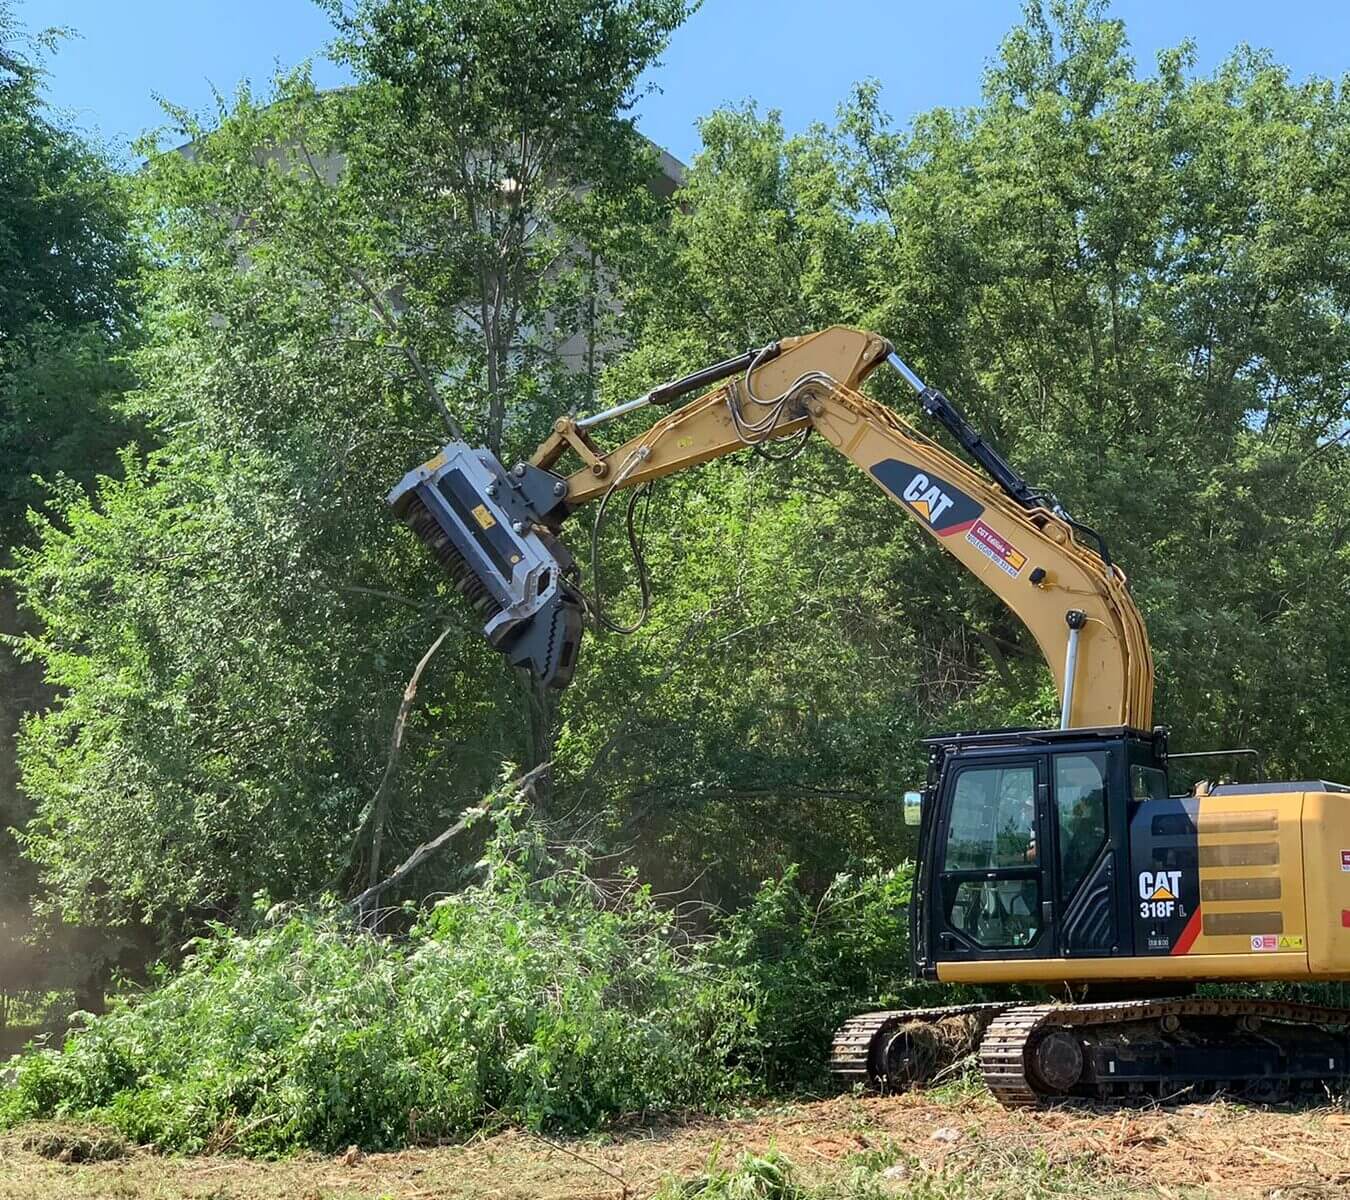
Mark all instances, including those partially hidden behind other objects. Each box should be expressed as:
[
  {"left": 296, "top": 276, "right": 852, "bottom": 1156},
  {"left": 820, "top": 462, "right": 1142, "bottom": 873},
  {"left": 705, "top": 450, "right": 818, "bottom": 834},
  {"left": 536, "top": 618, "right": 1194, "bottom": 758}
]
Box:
[
  {"left": 1171, "top": 907, "right": 1202, "bottom": 955},
  {"left": 936, "top": 519, "right": 978, "bottom": 537}
]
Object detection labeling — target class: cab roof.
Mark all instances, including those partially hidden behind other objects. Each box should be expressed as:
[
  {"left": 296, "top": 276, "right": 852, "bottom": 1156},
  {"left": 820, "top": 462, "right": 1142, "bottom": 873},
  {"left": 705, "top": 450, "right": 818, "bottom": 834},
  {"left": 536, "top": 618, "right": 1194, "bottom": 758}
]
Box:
[{"left": 922, "top": 725, "right": 1161, "bottom": 751}]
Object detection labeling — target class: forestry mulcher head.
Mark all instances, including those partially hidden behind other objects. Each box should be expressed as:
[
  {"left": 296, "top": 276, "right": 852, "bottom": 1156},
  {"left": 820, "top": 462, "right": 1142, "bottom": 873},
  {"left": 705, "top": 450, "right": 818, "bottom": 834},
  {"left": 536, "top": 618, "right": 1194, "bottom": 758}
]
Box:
[{"left": 387, "top": 442, "right": 583, "bottom": 689}]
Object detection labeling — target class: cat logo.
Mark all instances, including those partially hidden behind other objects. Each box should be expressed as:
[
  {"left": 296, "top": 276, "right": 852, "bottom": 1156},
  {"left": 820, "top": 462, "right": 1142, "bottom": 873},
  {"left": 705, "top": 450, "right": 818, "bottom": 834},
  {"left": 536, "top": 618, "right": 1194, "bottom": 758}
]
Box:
[
  {"left": 870, "top": 460, "right": 984, "bottom": 535},
  {"left": 1138, "top": 869, "right": 1181, "bottom": 920},
  {"left": 1139, "top": 870, "right": 1180, "bottom": 901},
  {"left": 901, "top": 473, "right": 955, "bottom": 524}
]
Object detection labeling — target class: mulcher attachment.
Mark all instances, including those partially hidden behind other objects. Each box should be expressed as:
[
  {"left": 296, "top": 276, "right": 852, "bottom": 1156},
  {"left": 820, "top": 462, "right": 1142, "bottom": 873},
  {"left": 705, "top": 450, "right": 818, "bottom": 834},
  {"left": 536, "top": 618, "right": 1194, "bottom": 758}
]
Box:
[{"left": 387, "top": 442, "right": 583, "bottom": 688}]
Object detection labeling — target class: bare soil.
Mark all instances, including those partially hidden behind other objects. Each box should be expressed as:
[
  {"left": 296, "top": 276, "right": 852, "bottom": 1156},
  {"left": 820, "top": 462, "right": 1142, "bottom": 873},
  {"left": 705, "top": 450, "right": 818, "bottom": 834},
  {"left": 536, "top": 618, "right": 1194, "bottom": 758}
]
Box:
[{"left": 3, "top": 1091, "right": 1349, "bottom": 1199}]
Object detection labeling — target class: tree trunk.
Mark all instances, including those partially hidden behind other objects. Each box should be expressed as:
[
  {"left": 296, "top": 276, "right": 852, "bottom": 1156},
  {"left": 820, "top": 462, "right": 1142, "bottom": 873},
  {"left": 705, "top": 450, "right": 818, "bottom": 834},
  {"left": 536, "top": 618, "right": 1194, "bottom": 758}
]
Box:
[
  {"left": 482, "top": 268, "right": 506, "bottom": 458},
  {"left": 517, "top": 670, "right": 555, "bottom": 809},
  {"left": 363, "top": 625, "right": 454, "bottom": 893}
]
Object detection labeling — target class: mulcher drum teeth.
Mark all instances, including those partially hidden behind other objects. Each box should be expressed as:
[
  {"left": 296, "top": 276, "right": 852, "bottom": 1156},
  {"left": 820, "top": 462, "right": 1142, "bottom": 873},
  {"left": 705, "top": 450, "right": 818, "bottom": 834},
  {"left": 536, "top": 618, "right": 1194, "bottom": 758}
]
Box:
[
  {"left": 388, "top": 441, "right": 584, "bottom": 689},
  {"left": 404, "top": 496, "right": 501, "bottom": 621}
]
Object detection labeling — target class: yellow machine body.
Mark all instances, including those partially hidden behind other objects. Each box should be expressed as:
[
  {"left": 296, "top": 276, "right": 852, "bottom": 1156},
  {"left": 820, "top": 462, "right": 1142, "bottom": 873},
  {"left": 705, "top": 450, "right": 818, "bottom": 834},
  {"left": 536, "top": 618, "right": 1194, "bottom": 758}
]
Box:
[{"left": 937, "top": 786, "right": 1350, "bottom": 985}]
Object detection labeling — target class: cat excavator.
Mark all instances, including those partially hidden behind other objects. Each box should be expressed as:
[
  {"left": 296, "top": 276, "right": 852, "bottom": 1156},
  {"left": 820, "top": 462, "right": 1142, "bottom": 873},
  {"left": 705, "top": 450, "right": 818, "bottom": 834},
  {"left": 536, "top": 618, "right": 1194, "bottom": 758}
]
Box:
[{"left": 387, "top": 326, "right": 1350, "bottom": 1104}]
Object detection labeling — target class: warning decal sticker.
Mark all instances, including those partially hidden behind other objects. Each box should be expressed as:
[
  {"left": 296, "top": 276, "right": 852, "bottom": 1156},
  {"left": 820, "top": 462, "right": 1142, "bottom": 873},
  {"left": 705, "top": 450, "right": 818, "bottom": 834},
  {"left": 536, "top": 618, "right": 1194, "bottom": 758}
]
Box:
[
  {"left": 1251, "top": 934, "right": 1305, "bottom": 952},
  {"left": 1341, "top": 849, "right": 1350, "bottom": 872},
  {"left": 965, "top": 519, "right": 1026, "bottom": 578}
]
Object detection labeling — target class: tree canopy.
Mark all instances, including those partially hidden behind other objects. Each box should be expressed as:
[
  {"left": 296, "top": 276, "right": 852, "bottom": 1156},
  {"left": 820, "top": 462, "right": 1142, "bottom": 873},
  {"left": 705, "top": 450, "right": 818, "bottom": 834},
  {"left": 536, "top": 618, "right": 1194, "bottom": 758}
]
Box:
[{"left": 4, "top": 0, "right": 1349, "bottom": 959}]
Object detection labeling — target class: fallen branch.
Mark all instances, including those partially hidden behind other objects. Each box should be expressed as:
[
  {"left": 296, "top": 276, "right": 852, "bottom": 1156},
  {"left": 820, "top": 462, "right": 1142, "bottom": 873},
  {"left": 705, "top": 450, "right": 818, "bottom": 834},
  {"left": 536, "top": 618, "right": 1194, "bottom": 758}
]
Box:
[
  {"left": 350, "top": 762, "right": 551, "bottom": 919},
  {"left": 335, "top": 624, "right": 454, "bottom": 893},
  {"left": 483, "top": 1101, "right": 630, "bottom": 1200}
]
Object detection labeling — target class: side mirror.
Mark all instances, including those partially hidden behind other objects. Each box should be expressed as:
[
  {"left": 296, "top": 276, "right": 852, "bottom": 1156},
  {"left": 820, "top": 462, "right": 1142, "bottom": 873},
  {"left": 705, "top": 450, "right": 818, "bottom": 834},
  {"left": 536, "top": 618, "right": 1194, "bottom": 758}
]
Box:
[{"left": 903, "top": 790, "right": 923, "bottom": 827}]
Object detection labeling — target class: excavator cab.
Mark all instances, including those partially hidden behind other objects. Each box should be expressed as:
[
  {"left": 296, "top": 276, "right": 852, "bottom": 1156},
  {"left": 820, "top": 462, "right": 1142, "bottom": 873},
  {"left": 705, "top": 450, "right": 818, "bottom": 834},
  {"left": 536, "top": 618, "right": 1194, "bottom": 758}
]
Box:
[{"left": 910, "top": 727, "right": 1170, "bottom": 982}]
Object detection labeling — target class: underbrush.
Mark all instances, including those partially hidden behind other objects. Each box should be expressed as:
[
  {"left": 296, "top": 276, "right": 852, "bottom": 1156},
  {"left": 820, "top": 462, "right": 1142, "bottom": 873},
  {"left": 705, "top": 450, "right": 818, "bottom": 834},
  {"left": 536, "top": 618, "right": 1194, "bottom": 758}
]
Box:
[
  {"left": 714, "top": 865, "right": 952, "bottom": 1087},
  {"left": 0, "top": 801, "right": 935, "bottom": 1153}
]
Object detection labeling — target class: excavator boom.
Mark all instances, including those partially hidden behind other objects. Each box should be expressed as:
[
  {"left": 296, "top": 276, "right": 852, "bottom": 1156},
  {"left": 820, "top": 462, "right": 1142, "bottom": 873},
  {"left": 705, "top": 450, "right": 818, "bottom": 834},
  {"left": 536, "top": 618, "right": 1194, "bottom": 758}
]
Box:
[{"left": 390, "top": 325, "right": 1153, "bottom": 728}]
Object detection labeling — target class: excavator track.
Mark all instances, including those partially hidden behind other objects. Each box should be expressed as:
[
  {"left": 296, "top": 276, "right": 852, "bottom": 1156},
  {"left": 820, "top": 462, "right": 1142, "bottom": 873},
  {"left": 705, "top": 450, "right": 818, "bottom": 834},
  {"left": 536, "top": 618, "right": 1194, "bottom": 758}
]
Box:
[
  {"left": 830, "top": 1003, "right": 1010, "bottom": 1089},
  {"left": 978, "top": 998, "right": 1350, "bottom": 1106}
]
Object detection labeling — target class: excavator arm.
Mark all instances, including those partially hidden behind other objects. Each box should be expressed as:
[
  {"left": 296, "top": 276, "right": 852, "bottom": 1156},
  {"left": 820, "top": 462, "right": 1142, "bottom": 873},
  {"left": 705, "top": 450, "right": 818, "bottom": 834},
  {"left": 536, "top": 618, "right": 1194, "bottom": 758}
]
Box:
[{"left": 388, "top": 326, "right": 1154, "bottom": 729}]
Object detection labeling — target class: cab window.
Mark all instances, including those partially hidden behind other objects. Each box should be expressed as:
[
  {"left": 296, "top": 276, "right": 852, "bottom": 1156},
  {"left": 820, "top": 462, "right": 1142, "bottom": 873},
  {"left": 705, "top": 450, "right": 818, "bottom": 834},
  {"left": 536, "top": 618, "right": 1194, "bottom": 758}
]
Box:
[
  {"left": 944, "top": 764, "right": 1037, "bottom": 868},
  {"left": 1131, "top": 763, "right": 1169, "bottom": 801},
  {"left": 948, "top": 878, "right": 1040, "bottom": 948},
  {"left": 943, "top": 764, "right": 1041, "bottom": 949},
  {"left": 1055, "top": 752, "right": 1107, "bottom": 900}
]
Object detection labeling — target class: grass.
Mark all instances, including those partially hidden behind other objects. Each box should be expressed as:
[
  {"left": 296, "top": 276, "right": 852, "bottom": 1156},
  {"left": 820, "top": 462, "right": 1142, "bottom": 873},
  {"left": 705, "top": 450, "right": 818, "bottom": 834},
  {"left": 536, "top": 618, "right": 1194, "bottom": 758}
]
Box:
[{"left": 650, "top": 1145, "right": 1133, "bottom": 1199}]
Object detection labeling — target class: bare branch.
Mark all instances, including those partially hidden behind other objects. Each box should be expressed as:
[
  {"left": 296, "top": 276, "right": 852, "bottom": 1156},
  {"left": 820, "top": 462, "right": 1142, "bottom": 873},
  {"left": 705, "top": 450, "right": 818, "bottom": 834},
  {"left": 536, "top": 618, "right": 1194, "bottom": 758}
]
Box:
[
  {"left": 350, "top": 762, "right": 551, "bottom": 918},
  {"left": 336, "top": 585, "right": 462, "bottom": 618},
  {"left": 363, "top": 624, "right": 455, "bottom": 892}
]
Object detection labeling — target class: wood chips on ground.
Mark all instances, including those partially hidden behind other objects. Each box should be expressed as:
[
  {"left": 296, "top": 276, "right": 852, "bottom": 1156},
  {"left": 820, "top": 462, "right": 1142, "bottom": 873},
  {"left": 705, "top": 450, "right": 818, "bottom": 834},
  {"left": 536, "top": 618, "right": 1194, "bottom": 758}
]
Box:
[{"left": 2, "top": 1092, "right": 1349, "bottom": 1199}]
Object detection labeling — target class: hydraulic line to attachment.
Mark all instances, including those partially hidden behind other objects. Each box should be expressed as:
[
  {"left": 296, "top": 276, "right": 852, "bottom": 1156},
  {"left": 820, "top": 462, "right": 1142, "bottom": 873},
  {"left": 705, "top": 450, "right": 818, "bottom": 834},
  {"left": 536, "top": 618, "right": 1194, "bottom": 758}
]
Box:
[{"left": 588, "top": 445, "right": 654, "bottom": 635}]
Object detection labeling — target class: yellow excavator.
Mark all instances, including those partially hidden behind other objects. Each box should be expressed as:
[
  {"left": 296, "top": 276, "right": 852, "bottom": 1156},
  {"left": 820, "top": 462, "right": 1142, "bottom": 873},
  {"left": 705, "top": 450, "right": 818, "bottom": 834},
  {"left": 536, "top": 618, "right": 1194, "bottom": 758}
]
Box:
[{"left": 388, "top": 326, "right": 1350, "bottom": 1104}]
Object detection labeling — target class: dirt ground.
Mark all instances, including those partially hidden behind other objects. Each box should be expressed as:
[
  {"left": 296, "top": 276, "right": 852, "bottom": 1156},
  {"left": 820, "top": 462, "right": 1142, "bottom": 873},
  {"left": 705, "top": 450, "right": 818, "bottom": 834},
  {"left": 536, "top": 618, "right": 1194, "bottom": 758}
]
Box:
[{"left": 3, "top": 1091, "right": 1350, "bottom": 1200}]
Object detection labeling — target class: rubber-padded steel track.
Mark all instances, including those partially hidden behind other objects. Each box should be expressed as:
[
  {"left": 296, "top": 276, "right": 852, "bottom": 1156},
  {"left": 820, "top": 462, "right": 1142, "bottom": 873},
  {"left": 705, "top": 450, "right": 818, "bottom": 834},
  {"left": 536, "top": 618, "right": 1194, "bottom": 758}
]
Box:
[{"left": 978, "top": 998, "right": 1350, "bottom": 1107}]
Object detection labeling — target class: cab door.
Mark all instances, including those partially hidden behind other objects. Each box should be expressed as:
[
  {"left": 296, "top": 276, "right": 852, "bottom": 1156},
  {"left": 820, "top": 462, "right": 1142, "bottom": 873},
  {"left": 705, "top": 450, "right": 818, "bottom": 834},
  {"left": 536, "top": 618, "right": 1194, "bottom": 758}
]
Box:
[
  {"left": 1050, "top": 747, "right": 1123, "bottom": 957},
  {"left": 928, "top": 754, "right": 1055, "bottom": 965}
]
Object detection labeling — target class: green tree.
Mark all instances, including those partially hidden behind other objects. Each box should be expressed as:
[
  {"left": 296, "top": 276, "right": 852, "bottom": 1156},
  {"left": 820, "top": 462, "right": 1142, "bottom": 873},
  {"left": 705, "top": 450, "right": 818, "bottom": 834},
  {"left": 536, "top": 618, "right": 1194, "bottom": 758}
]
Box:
[
  {"left": 0, "top": 3, "right": 138, "bottom": 1010},
  {"left": 840, "top": 0, "right": 1350, "bottom": 772},
  {"left": 0, "top": 7, "right": 136, "bottom": 535},
  {"left": 322, "top": 0, "right": 692, "bottom": 453},
  {"left": 10, "top": 0, "right": 692, "bottom": 934},
  {"left": 321, "top": 0, "right": 695, "bottom": 807}
]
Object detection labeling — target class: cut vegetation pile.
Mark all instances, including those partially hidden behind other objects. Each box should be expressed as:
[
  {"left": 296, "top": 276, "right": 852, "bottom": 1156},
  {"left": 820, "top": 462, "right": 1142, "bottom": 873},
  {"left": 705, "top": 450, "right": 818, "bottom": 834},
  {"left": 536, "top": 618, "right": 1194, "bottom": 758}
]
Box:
[{"left": 0, "top": 807, "right": 939, "bottom": 1154}]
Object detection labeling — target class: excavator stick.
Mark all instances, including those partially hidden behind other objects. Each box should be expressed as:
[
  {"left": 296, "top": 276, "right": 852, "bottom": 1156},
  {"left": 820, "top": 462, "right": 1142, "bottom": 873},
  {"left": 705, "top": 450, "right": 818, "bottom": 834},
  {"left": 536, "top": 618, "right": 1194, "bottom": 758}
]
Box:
[{"left": 386, "top": 442, "right": 583, "bottom": 688}]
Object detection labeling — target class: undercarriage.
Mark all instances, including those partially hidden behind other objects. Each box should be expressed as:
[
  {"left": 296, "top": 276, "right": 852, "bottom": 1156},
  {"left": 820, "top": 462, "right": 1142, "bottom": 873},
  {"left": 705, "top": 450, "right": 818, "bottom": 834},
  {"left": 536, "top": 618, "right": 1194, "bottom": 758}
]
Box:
[{"left": 830, "top": 999, "right": 1350, "bottom": 1105}]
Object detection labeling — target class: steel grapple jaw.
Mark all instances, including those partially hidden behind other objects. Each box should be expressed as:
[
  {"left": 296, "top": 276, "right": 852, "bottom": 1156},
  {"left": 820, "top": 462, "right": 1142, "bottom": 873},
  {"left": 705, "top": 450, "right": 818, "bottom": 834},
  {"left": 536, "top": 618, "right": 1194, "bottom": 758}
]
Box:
[{"left": 387, "top": 442, "right": 583, "bottom": 689}]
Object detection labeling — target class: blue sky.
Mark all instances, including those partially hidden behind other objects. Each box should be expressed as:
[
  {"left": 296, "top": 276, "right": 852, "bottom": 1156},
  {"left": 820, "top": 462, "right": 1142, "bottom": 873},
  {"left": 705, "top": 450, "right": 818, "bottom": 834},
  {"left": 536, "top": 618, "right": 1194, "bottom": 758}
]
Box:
[{"left": 18, "top": 0, "right": 1350, "bottom": 167}]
